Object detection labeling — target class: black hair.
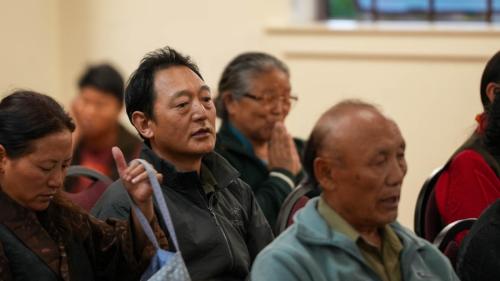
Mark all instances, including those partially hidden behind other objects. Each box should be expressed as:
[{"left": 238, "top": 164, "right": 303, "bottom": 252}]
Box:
[
  {"left": 125, "top": 46, "right": 203, "bottom": 125},
  {"left": 302, "top": 126, "right": 324, "bottom": 186},
  {"left": 78, "top": 63, "right": 124, "bottom": 102},
  {"left": 0, "top": 90, "right": 75, "bottom": 159},
  {"left": 215, "top": 52, "right": 289, "bottom": 120},
  {"left": 480, "top": 51, "right": 500, "bottom": 112},
  {"left": 484, "top": 92, "right": 500, "bottom": 159}
]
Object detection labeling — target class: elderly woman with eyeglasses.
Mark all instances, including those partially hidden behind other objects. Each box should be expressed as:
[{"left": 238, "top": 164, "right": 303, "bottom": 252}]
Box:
[
  {"left": 0, "top": 91, "right": 167, "bottom": 281},
  {"left": 214, "top": 52, "right": 305, "bottom": 228}
]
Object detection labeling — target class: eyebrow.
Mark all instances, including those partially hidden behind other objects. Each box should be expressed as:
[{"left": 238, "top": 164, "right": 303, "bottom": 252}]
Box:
[
  {"left": 400, "top": 142, "right": 406, "bottom": 150},
  {"left": 172, "top": 85, "right": 211, "bottom": 99},
  {"left": 42, "top": 157, "right": 73, "bottom": 164},
  {"left": 374, "top": 143, "right": 404, "bottom": 156},
  {"left": 262, "top": 87, "right": 291, "bottom": 94},
  {"left": 376, "top": 150, "right": 390, "bottom": 156}
]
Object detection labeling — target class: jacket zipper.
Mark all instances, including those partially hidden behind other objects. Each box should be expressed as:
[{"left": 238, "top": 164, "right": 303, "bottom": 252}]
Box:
[{"left": 207, "top": 193, "right": 235, "bottom": 271}]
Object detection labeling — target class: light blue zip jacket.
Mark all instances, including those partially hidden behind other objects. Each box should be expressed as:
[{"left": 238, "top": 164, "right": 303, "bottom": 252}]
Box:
[{"left": 251, "top": 198, "right": 459, "bottom": 281}]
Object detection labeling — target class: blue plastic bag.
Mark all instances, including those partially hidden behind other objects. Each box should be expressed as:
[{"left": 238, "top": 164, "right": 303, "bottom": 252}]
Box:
[{"left": 130, "top": 159, "right": 191, "bottom": 281}]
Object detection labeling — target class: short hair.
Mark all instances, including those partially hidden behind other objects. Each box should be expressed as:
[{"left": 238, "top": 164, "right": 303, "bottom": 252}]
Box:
[
  {"left": 215, "top": 52, "right": 289, "bottom": 120},
  {"left": 480, "top": 51, "right": 500, "bottom": 112},
  {"left": 303, "top": 100, "right": 380, "bottom": 185},
  {"left": 78, "top": 63, "right": 124, "bottom": 102},
  {"left": 0, "top": 90, "right": 75, "bottom": 159},
  {"left": 125, "top": 46, "right": 203, "bottom": 124}
]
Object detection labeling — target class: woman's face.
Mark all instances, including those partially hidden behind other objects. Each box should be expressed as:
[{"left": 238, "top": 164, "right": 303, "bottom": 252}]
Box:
[
  {"left": 227, "top": 68, "right": 292, "bottom": 144},
  {"left": 0, "top": 130, "right": 73, "bottom": 211}
]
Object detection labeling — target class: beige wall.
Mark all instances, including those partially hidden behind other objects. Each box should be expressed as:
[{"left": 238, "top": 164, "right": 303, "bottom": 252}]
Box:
[
  {"left": 2, "top": 0, "right": 500, "bottom": 229},
  {"left": 57, "top": 0, "right": 290, "bottom": 106},
  {"left": 0, "top": 0, "right": 61, "bottom": 99},
  {"left": 267, "top": 25, "right": 500, "bottom": 229}
]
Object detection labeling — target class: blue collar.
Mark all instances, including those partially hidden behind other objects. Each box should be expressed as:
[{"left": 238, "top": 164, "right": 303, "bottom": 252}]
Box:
[{"left": 227, "top": 122, "right": 256, "bottom": 156}]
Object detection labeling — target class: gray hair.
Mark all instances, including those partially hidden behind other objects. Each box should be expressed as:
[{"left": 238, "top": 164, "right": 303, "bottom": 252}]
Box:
[{"left": 215, "top": 52, "right": 289, "bottom": 120}]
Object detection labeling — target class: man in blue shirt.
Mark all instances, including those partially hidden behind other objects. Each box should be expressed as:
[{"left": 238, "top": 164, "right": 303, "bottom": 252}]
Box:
[{"left": 252, "top": 100, "right": 458, "bottom": 281}]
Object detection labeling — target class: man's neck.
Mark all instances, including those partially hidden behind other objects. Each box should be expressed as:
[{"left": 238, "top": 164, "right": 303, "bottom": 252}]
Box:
[
  {"left": 325, "top": 196, "right": 383, "bottom": 248},
  {"left": 152, "top": 147, "right": 203, "bottom": 174},
  {"left": 82, "top": 125, "right": 118, "bottom": 150},
  {"left": 356, "top": 226, "right": 382, "bottom": 249},
  {"left": 172, "top": 158, "right": 203, "bottom": 174}
]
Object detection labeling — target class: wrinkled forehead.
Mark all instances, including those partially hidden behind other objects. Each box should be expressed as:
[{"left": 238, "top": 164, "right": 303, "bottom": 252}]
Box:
[
  {"left": 29, "top": 130, "right": 73, "bottom": 159},
  {"left": 315, "top": 107, "right": 406, "bottom": 157},
  {"left": 248, "top": 68, "right": 290, "bottom": 91},
  {"left": 386, "top": 118, "right": 405, "bottom": 143},
  {"left": 336, "top": 114, "right": 405, "bottom": 158},
  {"left": 363, "top": 119, "right": 406, "bottom": 154},
  {"left": 153, "top": 66, "right": 206, "bottom": 97}
]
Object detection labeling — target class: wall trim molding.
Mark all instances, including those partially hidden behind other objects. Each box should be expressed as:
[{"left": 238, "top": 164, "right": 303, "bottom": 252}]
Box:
[
  {"left": 267, "top": 22, "right": 500, "bottom": 38},
  {"left": 284, "top": 51, "right": 490, "bottom": 63}
]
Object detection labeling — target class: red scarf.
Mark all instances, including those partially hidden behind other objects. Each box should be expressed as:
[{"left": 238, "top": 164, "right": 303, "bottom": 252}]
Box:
[{"left": 476, "top": 112, "right": 488, "bottom": 134}]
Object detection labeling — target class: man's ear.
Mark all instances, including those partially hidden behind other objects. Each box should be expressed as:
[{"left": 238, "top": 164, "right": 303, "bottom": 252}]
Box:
[
  {"left": 0, "top": 145, "right": 7, "bottom": 175},
  {"left": 222, "top": 92, "right": 238, "bottom": 117},
  {"left": 314, "top": 157, "right": 335, "bottom": 192},
  {"left": 131, "top": 111, "right": 154, "bottom": 140},
  {"left": 486, "top": 82, "right": 498, "bottom": 104}
]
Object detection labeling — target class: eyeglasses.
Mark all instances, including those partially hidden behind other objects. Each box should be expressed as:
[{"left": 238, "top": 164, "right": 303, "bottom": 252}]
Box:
[{"left": 242, "top": 93, "right": 298, "bottom": 109}]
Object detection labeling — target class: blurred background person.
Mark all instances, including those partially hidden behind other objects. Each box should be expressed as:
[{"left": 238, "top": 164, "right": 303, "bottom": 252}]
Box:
[
  {"left": 71, "top": 64, "right": 141, "bottom": 191},
  {"left": 0, "top": 90, "right": 167, "bottom": 281},
  {"left": 435, "top": 51, "right": 500, "bottom": 234},
  {"left": 215, "top": 52, "right": 305, "bottom": 227}
]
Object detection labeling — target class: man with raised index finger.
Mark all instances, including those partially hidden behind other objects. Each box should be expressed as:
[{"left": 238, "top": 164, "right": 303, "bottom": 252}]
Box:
[{"left": 92, "top": 46, "right": 274, "bottom": 281}]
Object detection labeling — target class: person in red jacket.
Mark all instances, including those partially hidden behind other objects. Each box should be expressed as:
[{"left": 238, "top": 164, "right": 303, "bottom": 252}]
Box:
[{"left": 435, "top": 51, "right": 500, "bottom": 230}]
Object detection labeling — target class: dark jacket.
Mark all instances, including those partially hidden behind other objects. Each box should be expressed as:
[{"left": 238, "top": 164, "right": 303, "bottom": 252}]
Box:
[
  {"left": 457, "top": 199, "right": 500, "bottom": 281},
  {"left": 215, "top": 121, "right": 305, "bottom": 228},
  {"left": 0, "top": 191, "right": 166, "bottom": 281},
  {"left": 91, "top": 145, "right": 274, "bottom": 281}
]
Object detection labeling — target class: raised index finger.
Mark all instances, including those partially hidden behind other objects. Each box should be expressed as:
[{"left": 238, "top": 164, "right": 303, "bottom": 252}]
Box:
[{"left": 112, "top": 146, "right": 128, "bottom": 177}]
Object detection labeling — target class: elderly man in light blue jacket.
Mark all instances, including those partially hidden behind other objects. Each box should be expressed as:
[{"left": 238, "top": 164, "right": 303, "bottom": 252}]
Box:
[{"left": 251, "top": 100, "right": 459, "bottom": 281}]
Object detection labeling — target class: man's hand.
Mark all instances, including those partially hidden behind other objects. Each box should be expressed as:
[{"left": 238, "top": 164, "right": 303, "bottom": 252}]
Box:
[
  {"left": 112, "top": 146, "right": 162, "bottom": 222},
  {"left": 268, "top": 122, "right": 302, "bottom": 175}
]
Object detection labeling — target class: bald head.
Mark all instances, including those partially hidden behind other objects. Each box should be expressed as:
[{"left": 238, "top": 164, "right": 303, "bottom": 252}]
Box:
[
  {"left": 304, "top": 100, "right": 391, "bottom": 183},
  {"left": 305, "top": 99, "right": 407, "bottom": 229}
]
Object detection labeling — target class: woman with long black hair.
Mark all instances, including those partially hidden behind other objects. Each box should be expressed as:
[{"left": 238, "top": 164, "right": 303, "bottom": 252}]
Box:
[
  {"left": 0, "top": 90, "right": 167, "bottom": 281},
  {"left": 435, "top": 51, "right": 500, "bottom": 236}
]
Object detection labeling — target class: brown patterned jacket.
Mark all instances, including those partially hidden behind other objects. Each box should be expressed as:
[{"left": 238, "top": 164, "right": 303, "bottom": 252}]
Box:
[{"left": 0, "top": 190, "right": 167, "bottom": 281}]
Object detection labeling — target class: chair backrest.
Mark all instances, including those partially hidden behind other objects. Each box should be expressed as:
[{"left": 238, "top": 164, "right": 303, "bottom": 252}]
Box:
[
  {"left": 433, "top": 218, "right": 477, "bottom": 268},
  {"left": 414, "top": 165, "right": 447, "bottom": 241},
  {"left": 274, "top": 181, "right": 316, "bottom": 235},
  {"left": 63, "top": 165, "right": 113, "bottom": 211}
]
